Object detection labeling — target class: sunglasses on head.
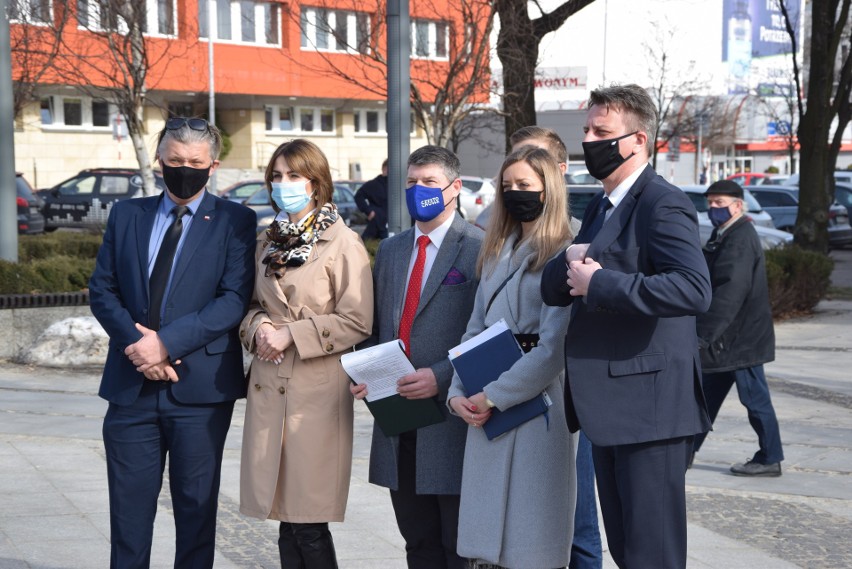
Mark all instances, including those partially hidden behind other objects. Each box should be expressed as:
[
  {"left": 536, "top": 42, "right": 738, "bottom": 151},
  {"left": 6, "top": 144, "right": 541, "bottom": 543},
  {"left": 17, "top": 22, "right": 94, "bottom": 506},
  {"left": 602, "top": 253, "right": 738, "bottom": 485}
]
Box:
[{"left": 166, "top": 117, "right": 210, "bottom": 132}]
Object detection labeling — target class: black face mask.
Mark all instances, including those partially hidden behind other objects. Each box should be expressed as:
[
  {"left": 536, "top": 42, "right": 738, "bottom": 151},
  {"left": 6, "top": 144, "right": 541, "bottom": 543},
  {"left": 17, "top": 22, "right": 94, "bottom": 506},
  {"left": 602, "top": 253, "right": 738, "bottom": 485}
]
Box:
[
  {"left": 582, "top": 131, "right": 638, "bottom": 181},
  {"left": 162, "top": 164, "right": 210, "bottom": 199},
  {"left": 503, "top": 190, "right": 544, "bottom": 222}
]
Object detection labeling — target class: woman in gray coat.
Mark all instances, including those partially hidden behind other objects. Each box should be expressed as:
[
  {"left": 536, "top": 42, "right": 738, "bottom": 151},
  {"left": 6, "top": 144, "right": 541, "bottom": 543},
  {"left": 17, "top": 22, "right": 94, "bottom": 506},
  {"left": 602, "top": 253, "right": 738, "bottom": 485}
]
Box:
[{"left": 448, "top": 146, "right": 577, "bottom": 569}]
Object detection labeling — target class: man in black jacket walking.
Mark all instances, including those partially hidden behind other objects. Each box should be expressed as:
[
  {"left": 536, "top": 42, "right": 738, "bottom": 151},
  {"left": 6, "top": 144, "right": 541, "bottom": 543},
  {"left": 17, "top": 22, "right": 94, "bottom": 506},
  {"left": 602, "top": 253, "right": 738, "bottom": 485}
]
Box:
[
  {"left": 694, "top": 179, "right": 784, "bottom": 476},
  {"left": 354, "top": 159, "right": 389, "bottom": 239}
]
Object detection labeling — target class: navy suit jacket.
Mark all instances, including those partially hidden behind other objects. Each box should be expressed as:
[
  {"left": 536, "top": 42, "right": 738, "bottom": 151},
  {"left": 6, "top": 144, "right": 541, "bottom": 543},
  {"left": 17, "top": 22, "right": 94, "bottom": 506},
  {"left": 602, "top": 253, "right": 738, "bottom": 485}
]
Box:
[
  {"left": 541, "top": 166, "right": 712, "bottom": 446},
  {"left": 89, "top": 191, "right": 256, "bottom": 406}
]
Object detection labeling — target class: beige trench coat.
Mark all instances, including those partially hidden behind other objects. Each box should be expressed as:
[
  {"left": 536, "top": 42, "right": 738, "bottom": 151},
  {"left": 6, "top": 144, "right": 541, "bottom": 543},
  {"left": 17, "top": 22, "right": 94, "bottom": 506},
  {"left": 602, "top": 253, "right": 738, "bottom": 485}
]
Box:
[{"left": 239, "top": 218, "right": 373, "bottom": 523}]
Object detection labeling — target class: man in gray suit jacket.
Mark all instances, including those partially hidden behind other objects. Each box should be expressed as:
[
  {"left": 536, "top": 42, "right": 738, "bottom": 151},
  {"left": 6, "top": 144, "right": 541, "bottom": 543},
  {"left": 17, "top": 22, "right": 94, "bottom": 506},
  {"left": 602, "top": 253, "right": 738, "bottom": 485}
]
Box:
[
  {"left": 541, "top": 85, "right": 712, "bottom": 569},
  {"left": 352, "top": 146, "right": 484, "bottom": 569}
]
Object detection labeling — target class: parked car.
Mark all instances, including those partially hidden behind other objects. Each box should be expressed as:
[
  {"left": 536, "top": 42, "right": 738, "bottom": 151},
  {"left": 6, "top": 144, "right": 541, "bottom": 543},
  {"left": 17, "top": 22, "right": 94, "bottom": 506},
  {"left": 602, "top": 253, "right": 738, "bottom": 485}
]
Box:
[
  {"left": 474, "top": 184, "right": 790, "bottom": 250},
  {"left": 458, "top": 176, "right": 496, "bottom": 221},
  {"left": 13, "top": 172, "right": 45, "bottom": 235},
  {"left": 749, "top": 185, "right": 852, "bottom": 249},
  {"left": 565, "top": 170, "right": 602, "bottom": 185},
  {"left": 334, "top": 180, "right": 365, "bottom": 193},
  {"left": 726, "top": 172, "right": 788, "bottom": 186},
  {"left": 782, "top": 170, "right": 852, "bottom": 187},
  {"left": 245, "top": 183, "right": 364, "bottom": 232},
  {"left": 37, "top": 168, "right": 166, "bottom": 231},
  {"left": 834, "top": 182, "right": 852, "bottom": 219},
  {"left": 680, "top": 185, "right": 775, "bottom": 229},
  {"left": 219, "top": 179, "right": 266, "bottom": 202}
]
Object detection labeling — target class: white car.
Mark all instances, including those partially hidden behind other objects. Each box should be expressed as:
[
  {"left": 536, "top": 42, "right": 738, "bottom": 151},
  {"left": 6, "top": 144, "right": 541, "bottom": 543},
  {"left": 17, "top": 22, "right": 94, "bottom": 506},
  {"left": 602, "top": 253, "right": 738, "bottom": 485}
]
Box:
[
  {"left": 680, "top": 185, "right": 775, "bottom": 229},
  {"left": 458, "top": 176, "right": 497, "bottom": 220}
]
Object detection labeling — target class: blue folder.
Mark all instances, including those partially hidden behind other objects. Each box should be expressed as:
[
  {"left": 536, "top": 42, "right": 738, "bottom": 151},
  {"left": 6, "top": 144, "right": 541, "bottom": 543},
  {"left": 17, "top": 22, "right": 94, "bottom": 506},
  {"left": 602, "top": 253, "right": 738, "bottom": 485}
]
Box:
[{"left": 450, "top": 328, "right": 548, "bottom": 440}]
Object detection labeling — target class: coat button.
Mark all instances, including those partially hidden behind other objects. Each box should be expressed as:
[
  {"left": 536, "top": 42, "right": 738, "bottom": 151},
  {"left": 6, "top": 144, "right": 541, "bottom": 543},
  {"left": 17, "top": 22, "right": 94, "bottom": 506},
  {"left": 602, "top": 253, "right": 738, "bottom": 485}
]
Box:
[
  {"left": 278, "top": 386, "right": 285, "bottom": 394},
  {"left": 325, "top": 343, "right": 334, "bottom": 353},
  {"left": 322, "top": 329, "right": 330, "bottom": 338},
  {"left": 254, "top": 384, "right": 261, "bottom": 391},
  {"left": 240, "top": 330, "right": 246, "bottom": 338}
]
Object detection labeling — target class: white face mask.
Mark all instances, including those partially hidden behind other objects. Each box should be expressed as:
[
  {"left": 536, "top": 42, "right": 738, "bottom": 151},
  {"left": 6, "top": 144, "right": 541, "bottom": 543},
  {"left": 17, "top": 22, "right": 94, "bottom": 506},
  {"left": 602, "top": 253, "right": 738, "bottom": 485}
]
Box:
[{"left": 271, "top": 180, "right": 312, "bottom": 213}]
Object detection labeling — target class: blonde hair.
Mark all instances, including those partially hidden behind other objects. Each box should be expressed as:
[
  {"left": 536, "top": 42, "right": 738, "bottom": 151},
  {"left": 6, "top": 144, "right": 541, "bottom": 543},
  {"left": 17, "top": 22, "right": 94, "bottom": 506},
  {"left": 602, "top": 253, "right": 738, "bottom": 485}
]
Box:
[
  {"left": 264, "top": 139, "right": 335, "bottom": 213},
  {"left": 477, "top": 146, "right": 573, "bottom": 276}
]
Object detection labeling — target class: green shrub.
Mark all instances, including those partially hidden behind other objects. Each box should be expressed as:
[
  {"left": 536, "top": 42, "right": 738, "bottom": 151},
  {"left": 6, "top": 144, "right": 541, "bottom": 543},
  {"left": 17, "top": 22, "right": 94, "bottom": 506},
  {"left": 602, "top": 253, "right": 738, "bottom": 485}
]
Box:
[
  {"left": 765, "top": 246, "right": 833, "bottom": 318},
  {"left": 764, "top": 165, "right": 780, "bottom": 174},
  {"left": 0, "top": 256, "right": 96, "bottom": 294},
  {"left": 18, "top": 233, "right": 102, "bottom": 262}
]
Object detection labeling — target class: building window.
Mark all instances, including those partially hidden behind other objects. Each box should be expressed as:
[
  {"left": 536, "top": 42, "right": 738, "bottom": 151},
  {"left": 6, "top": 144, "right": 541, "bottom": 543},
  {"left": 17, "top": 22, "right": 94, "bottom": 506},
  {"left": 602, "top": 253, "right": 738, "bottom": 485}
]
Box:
[
  {"left": 39, "top": 95, "right": 116, "bottom": 130},
  {"left": 199, "top": 0, "right": 279, "bottom": 45},
  {"left": 168, "top": 102, "right": 195, "bottom": 118},
  {"left": 300, "top": 7, "right": 370, "bottom": 54},
  {"left": 411, "top": 19, "right": 449, "bottom": 60},
  {"left": 8, "top": 0, "right": 51, "bottom": 24},
  {"left": 76, "top": 0, "right": 176, "bottom": 36},
  {"left": 265, "top": 105, "right": 335, "bottom": 134},
  {"left": 354, "top": 109, "right": 417, "bottom": 135}
]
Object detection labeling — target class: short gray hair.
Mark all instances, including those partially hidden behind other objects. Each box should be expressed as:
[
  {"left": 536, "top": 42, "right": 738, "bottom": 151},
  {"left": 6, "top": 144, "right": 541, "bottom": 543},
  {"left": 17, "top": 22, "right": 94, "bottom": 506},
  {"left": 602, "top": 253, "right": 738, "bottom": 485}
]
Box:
[
  {"left": 588, "top": 84, "right": 657, "bottom": 155},
  {"left": 408, "top": 145, "right": 460, "bottom": 183},
  {"left": 156, "top": 119, "right": 223, "bottom": 162}
]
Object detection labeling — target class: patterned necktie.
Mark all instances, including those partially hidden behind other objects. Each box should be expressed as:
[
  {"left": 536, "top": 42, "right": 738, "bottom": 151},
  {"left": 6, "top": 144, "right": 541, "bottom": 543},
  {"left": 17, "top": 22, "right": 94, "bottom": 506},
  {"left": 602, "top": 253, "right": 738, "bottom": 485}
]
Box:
[
  {"left": 398, "top": 235, "right": 431, "bottom": 357},
  {"left": 148, "top": 205, "right": 189, "bottom": 330},
  {"left": 583, "top": 196, "right": 613, "bottom": 243}
]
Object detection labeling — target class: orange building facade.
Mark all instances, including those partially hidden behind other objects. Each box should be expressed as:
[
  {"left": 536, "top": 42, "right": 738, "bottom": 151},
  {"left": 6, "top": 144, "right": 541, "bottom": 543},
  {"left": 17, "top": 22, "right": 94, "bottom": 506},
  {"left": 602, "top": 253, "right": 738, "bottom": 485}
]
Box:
[{"left": 11, "top": 0, "right": 488, "bottom": 188}]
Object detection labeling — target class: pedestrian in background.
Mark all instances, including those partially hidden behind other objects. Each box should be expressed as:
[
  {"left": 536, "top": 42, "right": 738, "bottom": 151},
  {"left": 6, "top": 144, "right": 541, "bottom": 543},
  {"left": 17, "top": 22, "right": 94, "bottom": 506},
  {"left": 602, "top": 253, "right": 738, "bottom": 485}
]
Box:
[
  {"left": 448, "top": 146, "right": 577, "bottom": 568},
  {"left": 239, "top": 139, "right": 373, "bottom": 567},
  {"left": 693, "top": 179, "right": 784, "bottom": 477},
  {"left": 509, "top": 125, "right": 602, "bottom": 569},
  {"left": 89, "top": 117, "right": 256, "bottom": 568},
  {"left": 352, "top": 145, "right": 483, "bottom": 569},
  {"left": 354, "top": 158, "right": 389, "bottom": 240}
]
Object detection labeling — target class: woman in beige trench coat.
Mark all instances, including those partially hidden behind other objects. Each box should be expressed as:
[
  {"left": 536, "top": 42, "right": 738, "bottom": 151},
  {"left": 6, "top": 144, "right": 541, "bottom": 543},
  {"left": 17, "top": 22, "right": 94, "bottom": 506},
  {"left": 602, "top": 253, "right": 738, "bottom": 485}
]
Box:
[{"left": 239, "top": 139, "right": 373, "bottom": 568}]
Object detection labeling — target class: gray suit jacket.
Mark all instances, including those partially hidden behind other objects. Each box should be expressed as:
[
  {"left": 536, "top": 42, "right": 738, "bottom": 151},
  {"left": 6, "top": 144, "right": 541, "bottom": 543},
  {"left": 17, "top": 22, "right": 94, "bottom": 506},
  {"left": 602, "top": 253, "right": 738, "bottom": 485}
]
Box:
[{"left": 366, "top": 213, "right": 484, "bottom": 494}]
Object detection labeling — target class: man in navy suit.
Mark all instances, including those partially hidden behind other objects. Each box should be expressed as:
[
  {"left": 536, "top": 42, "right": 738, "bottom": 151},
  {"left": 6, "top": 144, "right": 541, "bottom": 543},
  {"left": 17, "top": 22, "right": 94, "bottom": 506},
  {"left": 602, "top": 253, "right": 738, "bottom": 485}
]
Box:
[
  {"left": 541, "top": 85, "right": 712, "bottom": 569},
  {"left": 89, "top": 117, "right": 256, "bottom": 568}
]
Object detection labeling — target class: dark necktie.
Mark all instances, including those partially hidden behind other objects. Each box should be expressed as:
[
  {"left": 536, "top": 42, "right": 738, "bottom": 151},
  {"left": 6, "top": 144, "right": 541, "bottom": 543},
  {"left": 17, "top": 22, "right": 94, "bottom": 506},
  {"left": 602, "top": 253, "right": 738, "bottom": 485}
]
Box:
[
  {"left": 583, "top": 196, "right": 613, "bottom": 243},
  {"left": 148, "top": 205, "right": 189, "bottom": 330},
  {"left": 398, "top": 235, "right": 431, "bottom": 357}
]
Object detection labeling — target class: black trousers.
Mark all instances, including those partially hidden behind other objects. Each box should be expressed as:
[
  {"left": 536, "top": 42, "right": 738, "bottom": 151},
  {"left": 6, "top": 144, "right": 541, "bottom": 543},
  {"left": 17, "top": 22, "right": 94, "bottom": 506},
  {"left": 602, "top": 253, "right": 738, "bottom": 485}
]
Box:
[
  {"left": 592, "top": 436, "right": 693, "bottom": 569},
  {"left": 389, "top": 431, "right": 464, "bottom": 569}
]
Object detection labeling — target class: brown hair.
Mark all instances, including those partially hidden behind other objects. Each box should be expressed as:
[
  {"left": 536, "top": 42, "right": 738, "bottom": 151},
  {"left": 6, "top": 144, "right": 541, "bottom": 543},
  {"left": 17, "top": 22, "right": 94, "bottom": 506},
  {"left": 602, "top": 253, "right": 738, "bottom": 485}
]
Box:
[
  {"left": 477, "top": 146, "right": 573, "bottom": 276},
  {"left": 588, "top": 84, "right": 657, "bottom": 155},
  {"left": 264, "top": 139, "right": 335, "bottom": 212},
  {"left": 509, "top": 126, "right": 568, "bottom": 164}
]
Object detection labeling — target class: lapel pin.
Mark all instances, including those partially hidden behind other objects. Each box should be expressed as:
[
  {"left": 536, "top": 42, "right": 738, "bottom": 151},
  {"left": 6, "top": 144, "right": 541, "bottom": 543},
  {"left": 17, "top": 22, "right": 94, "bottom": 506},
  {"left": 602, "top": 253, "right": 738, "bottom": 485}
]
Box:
[{"left": 203, "top": 215, "right": 211, "bottom": 220}]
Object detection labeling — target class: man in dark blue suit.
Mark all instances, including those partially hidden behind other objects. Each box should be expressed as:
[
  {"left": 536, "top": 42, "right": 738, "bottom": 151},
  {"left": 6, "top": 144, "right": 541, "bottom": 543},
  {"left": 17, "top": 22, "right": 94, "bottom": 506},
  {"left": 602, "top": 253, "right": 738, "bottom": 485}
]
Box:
[
  {"left": 89, "top": 117, "right": 256, "bottom": 568},
  {"left": 541, "top": 85, "right": 712, "bottom": 569}
]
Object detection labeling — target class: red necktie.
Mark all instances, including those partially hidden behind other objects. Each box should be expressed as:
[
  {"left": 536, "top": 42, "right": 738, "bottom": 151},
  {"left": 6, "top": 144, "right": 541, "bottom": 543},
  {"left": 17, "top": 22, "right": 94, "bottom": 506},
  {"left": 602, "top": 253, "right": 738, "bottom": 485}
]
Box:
[{"left": 399, "top": 235, "right": 431, "bottom": 356}]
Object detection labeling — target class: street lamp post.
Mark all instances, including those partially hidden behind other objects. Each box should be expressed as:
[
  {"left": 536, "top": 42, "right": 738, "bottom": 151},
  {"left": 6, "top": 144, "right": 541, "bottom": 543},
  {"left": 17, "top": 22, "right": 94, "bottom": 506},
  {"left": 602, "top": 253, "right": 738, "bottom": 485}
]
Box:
[
  {"left": 386, "top": 0, "right": 411, "bottom": 236},
  {"left": 1, "top": 0, "right": 19, "bottom": 262}
]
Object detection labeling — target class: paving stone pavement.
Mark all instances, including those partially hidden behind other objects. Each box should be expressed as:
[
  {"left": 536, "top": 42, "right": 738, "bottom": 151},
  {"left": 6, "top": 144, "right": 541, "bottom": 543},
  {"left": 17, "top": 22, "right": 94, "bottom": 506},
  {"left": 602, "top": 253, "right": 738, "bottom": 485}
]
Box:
[{"left": 1, "top": 250, "right": 851, "bottom": 568}]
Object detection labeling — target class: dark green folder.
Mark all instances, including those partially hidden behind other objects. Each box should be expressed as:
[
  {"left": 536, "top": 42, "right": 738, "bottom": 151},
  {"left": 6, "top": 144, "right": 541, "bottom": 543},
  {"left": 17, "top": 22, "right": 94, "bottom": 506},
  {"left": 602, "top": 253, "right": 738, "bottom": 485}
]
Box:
[{"left": 360, "top": 391, "right": 445, "bottom": 437}]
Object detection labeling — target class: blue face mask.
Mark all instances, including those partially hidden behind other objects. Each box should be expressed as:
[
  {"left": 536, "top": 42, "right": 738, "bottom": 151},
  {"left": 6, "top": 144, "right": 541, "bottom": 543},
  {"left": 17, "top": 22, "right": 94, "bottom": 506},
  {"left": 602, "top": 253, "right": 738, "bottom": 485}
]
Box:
[
  {"left": 271, "top": 180, "right": 313, "bottom": 214},
  {"left": 708, "top": 205, "right": 733, "bottom": 228},
  {"left": 405, "top": 183, "right": 453, "bottom": 222}
]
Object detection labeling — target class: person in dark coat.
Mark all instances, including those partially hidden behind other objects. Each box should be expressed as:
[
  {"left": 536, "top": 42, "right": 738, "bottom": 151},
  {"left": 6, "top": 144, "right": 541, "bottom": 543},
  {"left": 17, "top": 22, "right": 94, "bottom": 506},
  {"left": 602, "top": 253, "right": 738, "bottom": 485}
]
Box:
[
  {"left": 354, "top": 159, "right": 389, "bottom": 239},
  {"left": 693, "top": 179, "right": 784, "bottom": 477}
]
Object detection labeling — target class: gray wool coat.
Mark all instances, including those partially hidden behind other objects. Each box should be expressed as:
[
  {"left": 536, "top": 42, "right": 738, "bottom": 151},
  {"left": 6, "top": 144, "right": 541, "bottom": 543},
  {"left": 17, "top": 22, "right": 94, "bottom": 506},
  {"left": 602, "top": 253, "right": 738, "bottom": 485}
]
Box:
[
  {"left": 448, "top": 234, "right": 577, "bottom": 569},
  {"left": 367, "top": 213, "right": 484, "bottom": 494}
]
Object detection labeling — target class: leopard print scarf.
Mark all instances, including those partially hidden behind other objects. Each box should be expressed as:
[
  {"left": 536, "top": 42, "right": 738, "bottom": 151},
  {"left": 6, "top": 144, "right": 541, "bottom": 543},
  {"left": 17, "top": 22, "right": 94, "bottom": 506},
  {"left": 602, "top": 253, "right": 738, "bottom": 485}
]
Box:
[{"left": 262, "top": 202, "right": 339, "bottom": 277}]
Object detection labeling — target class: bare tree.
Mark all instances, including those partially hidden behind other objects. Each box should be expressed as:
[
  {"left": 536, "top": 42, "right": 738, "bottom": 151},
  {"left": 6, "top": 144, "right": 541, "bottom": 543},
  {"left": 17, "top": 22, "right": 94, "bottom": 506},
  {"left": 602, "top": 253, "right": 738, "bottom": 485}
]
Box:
[
  {"left": 286, "top": 0, "right": 495, "bottom": 149},
  {"left": 51, "top": 0, "right": 190, "bottom": 196},
  {"left": 778, "top": 0, "right": 852, "bottom": 251},
  {"left": 493, "top": 0, "right": 596, "bottom": 152},
  {"left": 9, "top": 0, "right": 70, "bottom": 122},
  {"left": 754, "top": 71, "right": 800, "bottom": 175}
]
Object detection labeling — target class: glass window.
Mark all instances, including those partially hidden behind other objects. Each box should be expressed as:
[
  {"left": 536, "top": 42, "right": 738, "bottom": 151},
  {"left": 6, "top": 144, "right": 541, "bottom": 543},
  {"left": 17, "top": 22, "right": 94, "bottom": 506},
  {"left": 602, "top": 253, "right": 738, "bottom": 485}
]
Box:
[
  {"left": 300, "top": 108, "right": 314, "bottom": 131},
  {"left": 168, "top": 102, "right": 195, "bottom": 117},
  {"left": 300, "top": 9, "right": 309, "bottom": 48},
  {"left": 76, "top": 0, "right": 90, "bottom": 27},
  {"left": 198, "top": 0, "right": 209, "bottom": 36},
  {"left": 58, "top": 175, "right": 96, "bottom": 196},
  {"left": 63, "top": 98, "right": 83, "bottom": 126},
  {"left": 366, "top": 111, "right": 379, "bottom": 133},
  {"left": 320, "top": 109, "right": 334, "bottom": 132},
  {"left": 240, "top": 1, "right": 255, "bottom": 42},
  {"left": 279, "top": 107, "right": 293, "bottom": 130},
  {"left": 92, "top": 101, "right": 110, "bottom": 127},
  {"left": 158, "top": 0, "right": 174, "bottom": 35},
  {"left": 315, "top": 9, "right": 329, "bottom": 49},
  {"left": 216, "top": 0, "right": 231, "bottom": 40},
  {"left": 100, "top": 176, "right": 131, "bottom": 195},
  {"left": 435, "top": 23, "right": 447, "bottom": 58},
  {"left": 40, "top": 98, "right": 53, "bottom": 125},
  {"left": 264, "top": 3, "right": 279, "bottom": 44},
  {"left": 356, "top": 13, "right": 369, "bottom": 54},
  {"left": 334, "top": 12, "right": 347, "bottom": 50},
  {"left": 302, "top": 7, "right": 369, "bottom": 53},
  {"left": 415, "top": 21, "right": 429, "bottom": 57},
  {"left": 265, "top": 107, "right": 273, "bottom": 131}
]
